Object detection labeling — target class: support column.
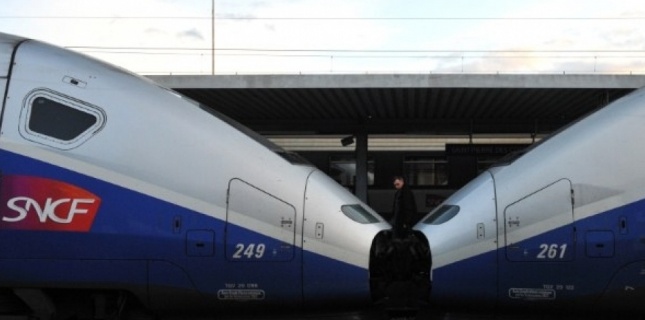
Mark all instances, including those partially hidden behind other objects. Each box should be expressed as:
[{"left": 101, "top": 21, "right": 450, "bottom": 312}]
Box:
[{"left": 354, "top": 131, "right": 368, "bottom": 203}]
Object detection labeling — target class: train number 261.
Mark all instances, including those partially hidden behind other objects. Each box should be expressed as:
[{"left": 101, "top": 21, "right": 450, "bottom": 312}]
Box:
[
  {"left": 537, "top": 243, "right": 567, "bottom": 259},
  {"left": 232, "top": 243, "right": 266, "bottom": 259}
]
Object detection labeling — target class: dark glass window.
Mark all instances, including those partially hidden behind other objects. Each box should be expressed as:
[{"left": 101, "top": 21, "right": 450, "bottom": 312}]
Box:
[
  {"left": 29, "top": 97, "right": 98, "bottom": 141},
  {"left": 329, "top": 156, "right": 375, "bottom": 187},
  {"left": 403, "top": 156, "right": 448, "bottom": 186},
  {"left": 341, "top": 204, "right": 380, "bottom": 224},
  {"left": 20, "top": 89, "right": 106, "bottom": 150},
  {"left": 422, "top": 205, "right": 459, "bottom": 225}
]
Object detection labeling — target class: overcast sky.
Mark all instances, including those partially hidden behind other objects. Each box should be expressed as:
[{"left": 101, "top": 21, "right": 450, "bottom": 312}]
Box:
[{"left": 2, "top": 0, "right": 645, "bottom": 75}]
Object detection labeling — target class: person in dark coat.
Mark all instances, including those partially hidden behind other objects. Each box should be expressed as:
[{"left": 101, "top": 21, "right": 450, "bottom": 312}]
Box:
[{"left": 391, "top": 175, "right": 417, "bottom": 238}]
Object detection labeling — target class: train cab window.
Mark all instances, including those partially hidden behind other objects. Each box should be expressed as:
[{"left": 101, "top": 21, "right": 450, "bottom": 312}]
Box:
[
  {"left": 403, "top": 156, "right": 448, "bottom": 186},
  {"left": 341, "top": 204, "right": 380, "bottom": 224},
  {"left": 20, "top": 89, "right": 106, "bottom": 150},
  {"left": 422, "top": 204, "right": 459, "bottom": 225}
]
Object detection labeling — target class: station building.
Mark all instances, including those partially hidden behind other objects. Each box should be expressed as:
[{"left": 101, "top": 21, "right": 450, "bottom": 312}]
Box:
[{"left": 148, "top": 74, "right": 645, "bottom": 219}]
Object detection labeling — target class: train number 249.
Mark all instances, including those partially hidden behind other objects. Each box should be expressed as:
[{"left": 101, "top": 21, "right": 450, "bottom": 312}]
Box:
[
  {"left": 537, "top": 243, "right": 567, "bottom": 259},
  {"left": 232, "top": 243, "right": 266, "bottom": 259}
]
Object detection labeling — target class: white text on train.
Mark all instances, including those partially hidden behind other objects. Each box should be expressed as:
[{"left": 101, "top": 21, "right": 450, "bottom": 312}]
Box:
[{"left": 2, "top": 197, "right": 96, "bottom": 224}]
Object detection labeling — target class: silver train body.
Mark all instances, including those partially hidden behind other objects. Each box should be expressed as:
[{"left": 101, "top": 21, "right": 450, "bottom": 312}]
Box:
[
  {"left": 11, "top": 29, "right": 643, "bottom": 317},
  {"left": 0, "top": 33, "right": 394, "bottom": 318},
  {"left": 415, "top": 86, "right": 645, "bottom": 312}
]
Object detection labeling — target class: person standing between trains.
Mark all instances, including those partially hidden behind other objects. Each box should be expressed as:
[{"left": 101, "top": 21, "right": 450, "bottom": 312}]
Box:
[{"left": 391, "top": 175, "right": 417, "bottom": 238}]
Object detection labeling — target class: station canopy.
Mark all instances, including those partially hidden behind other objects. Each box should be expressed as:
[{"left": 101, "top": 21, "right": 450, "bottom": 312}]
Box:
[{"left": 148, "top": 74, "right": 645, "bottom": 141}]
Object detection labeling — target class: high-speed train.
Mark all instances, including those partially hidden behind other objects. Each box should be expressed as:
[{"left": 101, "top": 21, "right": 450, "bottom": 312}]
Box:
[
  {"left": 0, "top": 32, "right": 420, "bottom": 319},
  {"left": 412, "top": 85, "right": 645, "bottom": 313},
  {"left": 7, "top": 30, "right": 645, "bottom": 319}
]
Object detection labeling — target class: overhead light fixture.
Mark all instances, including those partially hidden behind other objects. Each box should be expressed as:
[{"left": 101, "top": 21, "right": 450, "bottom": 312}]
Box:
[{"left": 341, "top": 135, "right": 355, "bottom": 147}]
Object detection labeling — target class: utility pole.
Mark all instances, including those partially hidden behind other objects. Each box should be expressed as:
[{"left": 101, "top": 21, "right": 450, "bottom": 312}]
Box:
[{"left": 212, "top": 0, "right": 215, "bottom": 75}]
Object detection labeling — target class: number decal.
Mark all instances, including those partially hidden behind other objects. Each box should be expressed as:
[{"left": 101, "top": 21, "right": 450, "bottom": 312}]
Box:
[
  {"left": 537, "top": 243, "right": 567, "bottom": 259},
  {"left": 255, "top": 243, "right": 265, "bottom": 258},
  {"left": 232, "top": 244, "right": 244, "bottom": 258},
  {"left": 232, "top": 243, "right": 266, "bottom": 259},
  {"left": 243, "top": 244, "right": 255, "bottom": 258}
]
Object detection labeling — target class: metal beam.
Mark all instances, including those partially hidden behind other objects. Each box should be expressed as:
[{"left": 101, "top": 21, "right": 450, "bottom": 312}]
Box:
[{"left": 149, "top": 74, "right": 645, "bottom": 89}]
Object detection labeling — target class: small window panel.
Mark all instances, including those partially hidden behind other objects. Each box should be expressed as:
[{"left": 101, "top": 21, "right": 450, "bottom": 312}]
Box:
[
  {"left": 341, "top": 204, "right": 381, "bottom": 224},
  {"left": 20, "top": 89, "right": 106, "bottom": 150},
  {"left": 422, "top": 204, "right": 460, "bottom": 225}
]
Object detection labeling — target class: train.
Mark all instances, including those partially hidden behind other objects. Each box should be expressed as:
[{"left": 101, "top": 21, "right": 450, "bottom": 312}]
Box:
[
  {"left": 412, "top": 85, "right": 645, "bottom": 314},
  {"left": 4, "top": 31, "right": 645, "bottom": 319},
  {"left": 0, "top": 32, "right": 420, "bottom": 319}
]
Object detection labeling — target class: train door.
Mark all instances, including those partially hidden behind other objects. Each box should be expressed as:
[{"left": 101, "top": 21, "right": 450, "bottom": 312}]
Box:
[
  {"left": 301, "top": 170, "right": 375, "bottom": 304},
  {"left": 498, "top": 179, "right": 576, "bottom": 305},
  {"left": 224, "top": 179, "right": 301, "bottom": 303}
]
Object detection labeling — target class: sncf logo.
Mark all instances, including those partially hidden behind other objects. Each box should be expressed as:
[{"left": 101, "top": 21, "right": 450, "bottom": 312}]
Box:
[
  {"left": 5, "top": 197, "right": 97, "bottom": 223},
  {"left": 0, "top": 176, "right": 101, "bottom": 232}
]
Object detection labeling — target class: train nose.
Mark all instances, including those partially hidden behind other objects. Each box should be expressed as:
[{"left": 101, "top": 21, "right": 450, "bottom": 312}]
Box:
[
  {"left": 369, "top": 171, "right": 497, "bottom": 310},
  {"left": 302, "top": 170, "right": 392, "bottom": 304},
  {"left": 411, "top": 172, "right": 497, "bottom": 307},
  {"left": 369, "top": 230, "right": 431, "bottom": 309}
]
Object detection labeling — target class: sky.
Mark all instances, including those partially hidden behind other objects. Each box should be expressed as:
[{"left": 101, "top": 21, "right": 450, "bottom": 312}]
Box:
[{"left": 1, "top": 0, "right": 645, "bottom": 75}]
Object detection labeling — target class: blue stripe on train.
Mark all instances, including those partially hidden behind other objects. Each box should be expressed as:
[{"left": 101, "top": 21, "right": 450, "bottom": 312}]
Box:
[
  {"left": 431, "top": 196, "right": 645, "bottom": 310},
  {"left": 0, "top": 149, "right": 370, "bottom": 307}
]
